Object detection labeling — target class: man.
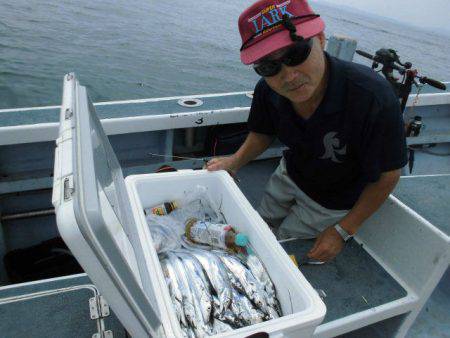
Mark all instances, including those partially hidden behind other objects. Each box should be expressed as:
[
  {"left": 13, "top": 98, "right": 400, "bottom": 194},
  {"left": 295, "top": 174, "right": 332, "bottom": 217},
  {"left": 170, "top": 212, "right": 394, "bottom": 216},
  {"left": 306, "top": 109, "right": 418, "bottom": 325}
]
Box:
[{"left": 207, "top": 0, "right": 407, "bottom": 262}]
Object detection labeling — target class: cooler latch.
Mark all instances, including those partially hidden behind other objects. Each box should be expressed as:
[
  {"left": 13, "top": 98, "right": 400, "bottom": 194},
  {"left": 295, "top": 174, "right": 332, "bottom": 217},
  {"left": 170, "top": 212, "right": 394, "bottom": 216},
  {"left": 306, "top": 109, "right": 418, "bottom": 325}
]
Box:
[
  {"left": 63, "top": 176, "right": 74, "bottom": 201},
  {"left": 65, "top": 108, "right": 73, "bottom": 120}
]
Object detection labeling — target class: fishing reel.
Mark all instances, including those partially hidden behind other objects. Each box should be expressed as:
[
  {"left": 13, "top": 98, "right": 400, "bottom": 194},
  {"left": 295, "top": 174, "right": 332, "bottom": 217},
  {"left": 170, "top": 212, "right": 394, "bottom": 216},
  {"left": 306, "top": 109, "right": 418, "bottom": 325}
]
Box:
[
  {"left": 355, "top": 48, "right": 447, "bottom": 174},
  {"left": 355, "top": 48, "right": 446, "bottom": 113},
  {"left": 366, "top": 49, "right": 411, "bottom": 95}
]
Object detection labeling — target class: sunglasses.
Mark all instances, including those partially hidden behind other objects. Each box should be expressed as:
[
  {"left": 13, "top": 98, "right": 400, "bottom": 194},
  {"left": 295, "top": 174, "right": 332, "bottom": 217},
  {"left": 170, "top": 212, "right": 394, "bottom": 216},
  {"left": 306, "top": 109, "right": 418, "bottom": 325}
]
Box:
[{"left": 253, "top": 39, "right": 313, "bottom": 77}]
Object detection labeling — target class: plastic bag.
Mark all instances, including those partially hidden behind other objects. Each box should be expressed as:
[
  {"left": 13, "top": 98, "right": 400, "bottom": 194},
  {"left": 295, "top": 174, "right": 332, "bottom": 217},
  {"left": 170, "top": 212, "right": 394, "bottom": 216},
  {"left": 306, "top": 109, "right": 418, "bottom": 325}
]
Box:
[
  {"left": 145, "top": 214, "right": 183, "bottom": 253},
  {"left": 170, "top": 185, "right": 226, "bottom": 224},
  {"left": 145, "top": 185, "right": 226, "bottom": 253}
]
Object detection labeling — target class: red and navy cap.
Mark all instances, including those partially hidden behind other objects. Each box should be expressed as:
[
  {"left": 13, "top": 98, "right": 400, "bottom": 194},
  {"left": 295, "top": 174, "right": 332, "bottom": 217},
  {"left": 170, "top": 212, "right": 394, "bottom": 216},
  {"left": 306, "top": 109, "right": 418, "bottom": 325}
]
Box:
[{"left": 238, "top": 0, "right": 325, "bottom": 64}]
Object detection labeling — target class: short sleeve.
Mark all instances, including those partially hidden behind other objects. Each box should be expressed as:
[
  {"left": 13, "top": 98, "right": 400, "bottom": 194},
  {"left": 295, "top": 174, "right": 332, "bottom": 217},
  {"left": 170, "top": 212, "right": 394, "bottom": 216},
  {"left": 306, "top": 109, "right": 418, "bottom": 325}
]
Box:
[
  {"left": 360, "top": 93, "right": 408, "bottom": 182},
  {"left": 247, "top": 79, "right": 277, "bottom": 135}
]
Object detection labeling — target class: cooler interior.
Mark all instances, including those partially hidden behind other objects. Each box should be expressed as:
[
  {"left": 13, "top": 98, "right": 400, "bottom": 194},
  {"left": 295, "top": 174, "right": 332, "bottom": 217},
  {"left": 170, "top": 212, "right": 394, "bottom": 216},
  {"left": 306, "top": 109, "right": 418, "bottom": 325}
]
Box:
[{"left": 126, "top": 169, "right": 326, "bottom": 336}]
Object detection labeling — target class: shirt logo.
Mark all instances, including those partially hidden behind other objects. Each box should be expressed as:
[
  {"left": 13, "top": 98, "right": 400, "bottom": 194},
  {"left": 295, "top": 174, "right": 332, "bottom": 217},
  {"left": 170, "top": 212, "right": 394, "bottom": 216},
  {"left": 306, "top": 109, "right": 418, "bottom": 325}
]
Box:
[{"left": 320, "top": 132, "right": 346, "bottom": 163}]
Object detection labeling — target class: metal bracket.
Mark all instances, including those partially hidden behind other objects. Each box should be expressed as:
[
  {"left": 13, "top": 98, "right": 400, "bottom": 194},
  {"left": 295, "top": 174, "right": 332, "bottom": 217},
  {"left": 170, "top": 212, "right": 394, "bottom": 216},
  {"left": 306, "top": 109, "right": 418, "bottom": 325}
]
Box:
[
  {"left": 63, "top": 177, "right": 74, "bottom": 201},
  {"left": 315, "top": 289, "right": 327, "bottom": 299},
  {"left": 65, "top": 108, "right": 73, "bottom": 120},
  {"left": 89, "top": 296, "right": 110, "bottom": 319},
  {"left": 89, "top": 297, "right": 100, "bottom": 320},
  {"left": 90, "top": 296, "right": 112, "bottom": 338},
  {"left": 98, "top": 296, "right": 110, "bottom": 317},
  {"left": 92, "top": 331, "right": 113, "bottom": 338}
]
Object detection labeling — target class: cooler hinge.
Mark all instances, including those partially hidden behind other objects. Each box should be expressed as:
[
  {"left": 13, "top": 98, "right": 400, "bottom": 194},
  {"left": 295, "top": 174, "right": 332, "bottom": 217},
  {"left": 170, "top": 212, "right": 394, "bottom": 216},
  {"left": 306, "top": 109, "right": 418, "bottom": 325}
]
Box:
[
  {"left": 89, "top": 295, "right": 110, "bottom": 319},
  {"left": 89, "top": 295, "right": 112, "bottom": 338},
  {"left": 92, "top": 331, "right": 113, "bottom": 338}
]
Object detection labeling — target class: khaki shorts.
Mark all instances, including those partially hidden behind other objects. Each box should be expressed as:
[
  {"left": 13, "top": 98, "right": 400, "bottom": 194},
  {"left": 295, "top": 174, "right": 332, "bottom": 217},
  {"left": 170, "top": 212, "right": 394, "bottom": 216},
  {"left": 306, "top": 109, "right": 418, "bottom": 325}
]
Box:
[{"left": 258, "top": 158, "right": 350, "bottom": 240}]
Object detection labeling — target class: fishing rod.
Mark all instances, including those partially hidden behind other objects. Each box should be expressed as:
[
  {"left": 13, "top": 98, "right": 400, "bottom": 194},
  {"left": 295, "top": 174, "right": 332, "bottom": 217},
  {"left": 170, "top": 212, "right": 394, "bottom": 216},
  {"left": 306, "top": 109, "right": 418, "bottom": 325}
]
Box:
[
  {"left": 148, "top": 152, "right": 209, "bottom": 164},
  {"left": 355, "top": 48, "right": 446, "bottom": 112},
  {"left": 355, "top": 48, "right": 447, "bottom": 173},
  {"left": 148, "top": 152, "right": 240, "bottom": 182}
]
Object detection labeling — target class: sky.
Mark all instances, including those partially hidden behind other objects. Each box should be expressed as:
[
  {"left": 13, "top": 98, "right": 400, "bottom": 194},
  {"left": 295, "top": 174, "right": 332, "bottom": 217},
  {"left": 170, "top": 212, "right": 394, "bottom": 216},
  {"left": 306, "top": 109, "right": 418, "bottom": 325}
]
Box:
[{"left": 316, "top": 0, "right": 450, "bottom": 34}]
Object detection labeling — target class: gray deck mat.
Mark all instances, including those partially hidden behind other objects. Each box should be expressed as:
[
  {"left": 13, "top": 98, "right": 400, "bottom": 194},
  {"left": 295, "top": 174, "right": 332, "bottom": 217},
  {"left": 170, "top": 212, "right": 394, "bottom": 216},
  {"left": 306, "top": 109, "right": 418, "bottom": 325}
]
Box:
[
  {"left": 408, "top": 269, "right": 450, "bottom": 338},
  {"left": 237, "top": 158, "right": 407, "bottom": 324},
  {"left": 280, "top": 238, "right": 407, "bottom": 324},
  {"left": 393, "top": 175, "right": 450, "bottom": 337},
  {"left": 0, "top": 274, "right": 90, "bottom": 298},
  {"left": 0, "top": 286, "right": 99, "bottom": 338},
  {"left": 236, "top": 157, "right": 281, "bottom": 206},
  {"left": 393, "top": 175, "right": 450, "bottom": 236},
  {"left": 0, "top": 274, "right": 127, "bottom": 337}
]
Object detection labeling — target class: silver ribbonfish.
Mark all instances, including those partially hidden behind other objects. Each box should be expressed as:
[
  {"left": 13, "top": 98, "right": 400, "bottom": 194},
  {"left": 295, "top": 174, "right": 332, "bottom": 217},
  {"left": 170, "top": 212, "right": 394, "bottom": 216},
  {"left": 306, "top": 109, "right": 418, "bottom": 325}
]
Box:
[
  {"left": 211, "top": 318, "right": 234, "bottom": 334},
  {"left": 219, "top": 254, "right": 269, "bottom": 314},
  {"left": 231, "top": 289, "right": 265, "bottom": 326},
  {"left": 245, "top": 254, "right": 282, "bottom": 317},
  {"left": 160, "top": 258, "right": 188, "bottom": 327},
  {"left": 190, "top": 250, "right": 233, "bottom": 317},
  {"left": 176, "top": 252, "right": 213, "bottom": 325},
  {"left": 166, "top": 252, "right": 200, "bottom": 332},
  {"left": 180, "top": 322, "right": 196, "bottom": 338}
]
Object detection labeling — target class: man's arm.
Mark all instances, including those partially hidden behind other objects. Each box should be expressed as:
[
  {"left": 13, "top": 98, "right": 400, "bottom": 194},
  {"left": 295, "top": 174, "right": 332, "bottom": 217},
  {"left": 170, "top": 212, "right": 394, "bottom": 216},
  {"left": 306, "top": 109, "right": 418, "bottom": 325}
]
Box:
[
  {"left": 339, "top": 168, "right": 401, "bottom": 234},
  {"left": 206, "top": 131, "right": 275, "bottom": 172},
  {"left": 308, "top": 168, "right": 401, "bottom": 262}
]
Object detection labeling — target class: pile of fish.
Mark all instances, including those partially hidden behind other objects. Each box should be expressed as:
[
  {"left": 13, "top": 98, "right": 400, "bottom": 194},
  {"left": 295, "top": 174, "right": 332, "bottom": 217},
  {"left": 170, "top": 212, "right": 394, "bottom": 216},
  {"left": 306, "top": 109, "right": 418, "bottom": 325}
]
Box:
[{"left": 160, "top": 249, "right": 282, "bottom": 337}]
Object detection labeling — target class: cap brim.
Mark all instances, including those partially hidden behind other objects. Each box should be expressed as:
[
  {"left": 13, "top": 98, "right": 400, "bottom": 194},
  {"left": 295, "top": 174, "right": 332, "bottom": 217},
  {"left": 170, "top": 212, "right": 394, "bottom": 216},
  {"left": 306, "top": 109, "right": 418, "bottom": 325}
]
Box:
[{"left": 240, "top": 17, "right": 325, "bottom": 65}]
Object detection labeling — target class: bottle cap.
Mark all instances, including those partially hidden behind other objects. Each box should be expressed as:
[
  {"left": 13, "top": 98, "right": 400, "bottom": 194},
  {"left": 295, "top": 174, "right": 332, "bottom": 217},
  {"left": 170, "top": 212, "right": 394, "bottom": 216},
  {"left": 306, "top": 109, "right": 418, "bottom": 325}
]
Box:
[{"left": 235, "top": 233, "right": 249, "bottom": 247}]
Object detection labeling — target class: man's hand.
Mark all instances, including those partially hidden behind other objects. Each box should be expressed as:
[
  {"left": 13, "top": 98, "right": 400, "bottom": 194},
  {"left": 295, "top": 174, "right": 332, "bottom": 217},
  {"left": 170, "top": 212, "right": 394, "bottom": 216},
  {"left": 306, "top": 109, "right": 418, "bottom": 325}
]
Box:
[
  {"left": 307, "top": 226, "right": 344, "bottom": 262},
  {"left": 206, "top": 155, "right": 238, "bottom": 173},
  {"left": 205, "top": 132, "right": 274, "bottom": 174}
]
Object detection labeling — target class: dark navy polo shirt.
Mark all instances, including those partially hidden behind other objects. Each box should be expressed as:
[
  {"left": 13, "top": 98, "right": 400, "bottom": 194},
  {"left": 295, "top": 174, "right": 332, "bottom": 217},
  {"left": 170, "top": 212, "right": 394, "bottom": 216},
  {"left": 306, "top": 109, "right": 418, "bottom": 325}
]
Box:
[{"left": 247, "top": 52, "right": 408, "bottom": 210}]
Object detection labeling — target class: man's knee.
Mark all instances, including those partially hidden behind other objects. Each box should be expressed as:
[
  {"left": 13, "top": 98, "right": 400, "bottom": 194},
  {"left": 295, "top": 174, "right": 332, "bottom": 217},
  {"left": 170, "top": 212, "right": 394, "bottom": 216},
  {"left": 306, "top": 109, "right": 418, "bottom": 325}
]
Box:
[
  {"left": 278, "top": 212, "right": 320, "bottom": 240},
  {"left": 258, "top": 193, "right": 294, "bottom": 226}
]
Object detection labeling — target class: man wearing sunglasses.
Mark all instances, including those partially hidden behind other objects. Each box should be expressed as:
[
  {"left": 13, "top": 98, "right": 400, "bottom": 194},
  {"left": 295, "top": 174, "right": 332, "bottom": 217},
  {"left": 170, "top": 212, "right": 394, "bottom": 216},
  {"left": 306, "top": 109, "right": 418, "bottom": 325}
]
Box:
[{"left": 207, "top": 0, "right": 407, "bottom": 262}]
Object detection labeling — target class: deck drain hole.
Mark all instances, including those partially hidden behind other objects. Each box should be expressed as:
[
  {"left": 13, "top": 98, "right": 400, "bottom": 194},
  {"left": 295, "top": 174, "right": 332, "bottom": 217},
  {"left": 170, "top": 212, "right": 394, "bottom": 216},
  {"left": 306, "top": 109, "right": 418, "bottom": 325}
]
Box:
[{"left": 178, "top": 98, "right": 203, "bottom": 107}]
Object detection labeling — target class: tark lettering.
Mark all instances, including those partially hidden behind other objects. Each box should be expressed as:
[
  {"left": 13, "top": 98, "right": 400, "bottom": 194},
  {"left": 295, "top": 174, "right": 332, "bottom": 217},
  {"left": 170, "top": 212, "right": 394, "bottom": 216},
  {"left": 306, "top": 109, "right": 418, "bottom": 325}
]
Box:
[{"left": 251, "top": 5, "right": 294, "bottom": 33}]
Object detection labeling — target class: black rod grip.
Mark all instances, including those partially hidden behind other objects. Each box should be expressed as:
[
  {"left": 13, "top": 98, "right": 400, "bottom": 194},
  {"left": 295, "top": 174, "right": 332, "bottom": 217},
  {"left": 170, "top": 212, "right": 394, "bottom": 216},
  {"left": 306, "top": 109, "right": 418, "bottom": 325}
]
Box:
[
  {"left": 355, "top": 49, "right": 374, "bottom": 60},
  {"left": 420, "top": 77, "right": 447, "bottom": 90}
]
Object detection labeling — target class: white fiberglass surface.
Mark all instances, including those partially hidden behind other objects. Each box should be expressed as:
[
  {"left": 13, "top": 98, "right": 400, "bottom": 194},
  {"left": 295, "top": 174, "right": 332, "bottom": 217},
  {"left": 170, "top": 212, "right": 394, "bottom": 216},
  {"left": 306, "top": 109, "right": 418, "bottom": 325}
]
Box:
[
  {"left": 98, "top": 188, "right": 141, "bottom": 283},
  {"left": 130, "top": 170, "right": 314, "bottom": 316}
]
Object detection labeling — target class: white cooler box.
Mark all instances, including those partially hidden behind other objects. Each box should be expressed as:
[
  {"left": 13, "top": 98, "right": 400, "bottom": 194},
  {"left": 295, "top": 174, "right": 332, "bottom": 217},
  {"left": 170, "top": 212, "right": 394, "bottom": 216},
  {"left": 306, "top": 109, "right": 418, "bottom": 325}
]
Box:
[{"left": 52, "top": 73, "right": 326, "bottom": 337}]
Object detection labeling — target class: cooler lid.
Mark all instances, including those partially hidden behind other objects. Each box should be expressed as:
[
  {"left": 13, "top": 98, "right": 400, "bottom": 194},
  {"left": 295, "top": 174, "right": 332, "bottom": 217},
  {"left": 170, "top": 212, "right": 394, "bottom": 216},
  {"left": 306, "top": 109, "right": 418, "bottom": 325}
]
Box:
[{"left": 61, "top": 73, "right": 162, "bottom": 336}]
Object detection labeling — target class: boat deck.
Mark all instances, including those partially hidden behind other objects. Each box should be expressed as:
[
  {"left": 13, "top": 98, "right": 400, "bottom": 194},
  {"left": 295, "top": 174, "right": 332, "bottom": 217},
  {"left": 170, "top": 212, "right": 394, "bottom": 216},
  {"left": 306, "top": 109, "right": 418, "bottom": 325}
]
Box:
[
  {"left": 238, "top": 158, "right": 449, "bottom": 337},
  {"left": 0, "top": 274, "right": 128, "bottom": 338},
  {"left": 281, "top": 238, "right": 407, "bottom": 324},
  {"left": 239, "top": 159, "right": 409, "bottom": 325},
  {"left": 0, "top": 158, "right": 448, "bottom": 337},
  {"left": 393, "top": 174, "right": 450, "bottom": 236}
]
